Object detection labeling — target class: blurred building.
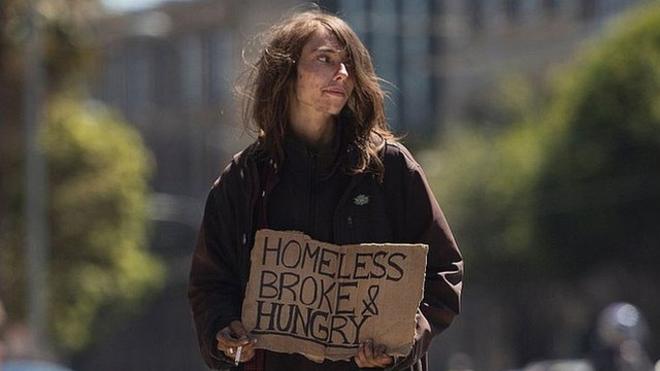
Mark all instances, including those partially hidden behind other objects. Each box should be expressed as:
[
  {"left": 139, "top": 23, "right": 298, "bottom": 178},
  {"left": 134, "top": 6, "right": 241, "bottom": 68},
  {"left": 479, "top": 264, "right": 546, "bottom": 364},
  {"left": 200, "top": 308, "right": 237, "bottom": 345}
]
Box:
[
  {"left": 438, "top": 0, "right": 644, "bottom": 129},
  {"left": 89, "top": 0, "right": 645, "bottom": 203},
  {"left": 84, "top": 0, "right": 647, "bottom": 370},
  {"left": 91, "top": 0, "right": 290, "bottom": 201},
  {"left": 323, "top": 0, "right": 645, "bottom": 134}
]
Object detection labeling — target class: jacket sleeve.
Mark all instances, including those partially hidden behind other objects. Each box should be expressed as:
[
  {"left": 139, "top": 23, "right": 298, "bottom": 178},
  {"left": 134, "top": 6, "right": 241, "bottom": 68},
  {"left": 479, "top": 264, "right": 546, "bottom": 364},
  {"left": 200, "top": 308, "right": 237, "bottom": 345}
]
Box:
[
  {"left": 188, "top": 163, "right": 246, "bottom": 370},
  {"left": 385, "top": 145, "right": 464, "bottom": 370}
]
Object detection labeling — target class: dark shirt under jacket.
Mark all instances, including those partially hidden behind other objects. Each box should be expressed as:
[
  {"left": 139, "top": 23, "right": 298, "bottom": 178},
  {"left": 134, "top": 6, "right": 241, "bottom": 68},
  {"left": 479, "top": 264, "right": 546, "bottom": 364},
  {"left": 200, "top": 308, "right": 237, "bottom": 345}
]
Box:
[
  {"left": 265, "top": 131, "right": 357, "bottom": 370},
  {"left": 267, "top": 129, "right": 349, "bottom": 243}
]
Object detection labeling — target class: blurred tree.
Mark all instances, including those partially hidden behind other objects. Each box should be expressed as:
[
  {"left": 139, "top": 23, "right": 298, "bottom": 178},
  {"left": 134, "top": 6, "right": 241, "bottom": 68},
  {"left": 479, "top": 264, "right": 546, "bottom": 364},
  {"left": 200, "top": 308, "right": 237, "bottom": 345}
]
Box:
[
  {"left": 420, "top": 78, "right": 550, "bottom": 283},
  {"left": 533, "top": 3, "right": 660, "bottom": 277},
  {"left": 1, "top": 96, "right": 165, "bottom": 354},
  {"left": 0, "top": 0, "right": 164, "bottom": 356}
]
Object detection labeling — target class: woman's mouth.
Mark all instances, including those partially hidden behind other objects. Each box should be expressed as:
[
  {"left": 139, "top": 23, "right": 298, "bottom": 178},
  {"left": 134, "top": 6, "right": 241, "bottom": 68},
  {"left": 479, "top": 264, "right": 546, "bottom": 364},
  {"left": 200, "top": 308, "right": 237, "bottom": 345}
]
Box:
[{"left": 323, "top": 89, "right": 346, "bottom": 97}]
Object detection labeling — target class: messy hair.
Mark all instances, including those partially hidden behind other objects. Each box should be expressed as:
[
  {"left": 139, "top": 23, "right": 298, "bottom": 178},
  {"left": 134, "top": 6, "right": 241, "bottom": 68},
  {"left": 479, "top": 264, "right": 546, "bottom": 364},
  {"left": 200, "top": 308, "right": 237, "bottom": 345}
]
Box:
[{"left": 240, "top": 9, "right": 393, "bottom": 179}]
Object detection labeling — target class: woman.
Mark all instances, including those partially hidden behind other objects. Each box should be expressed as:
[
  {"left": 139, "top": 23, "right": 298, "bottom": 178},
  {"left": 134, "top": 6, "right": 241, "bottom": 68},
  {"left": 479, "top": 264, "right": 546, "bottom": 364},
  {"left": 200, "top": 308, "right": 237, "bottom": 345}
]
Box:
[{"left": 188, "top": 10, "right": 463, "bottom": 371}]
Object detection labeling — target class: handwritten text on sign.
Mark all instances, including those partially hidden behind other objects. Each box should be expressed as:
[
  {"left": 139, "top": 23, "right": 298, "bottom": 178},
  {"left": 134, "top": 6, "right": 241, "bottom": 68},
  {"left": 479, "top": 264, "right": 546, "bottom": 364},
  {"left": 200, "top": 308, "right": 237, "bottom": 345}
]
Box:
[{"left": 241, "top": 229, "right": 428, "bottom": 362}]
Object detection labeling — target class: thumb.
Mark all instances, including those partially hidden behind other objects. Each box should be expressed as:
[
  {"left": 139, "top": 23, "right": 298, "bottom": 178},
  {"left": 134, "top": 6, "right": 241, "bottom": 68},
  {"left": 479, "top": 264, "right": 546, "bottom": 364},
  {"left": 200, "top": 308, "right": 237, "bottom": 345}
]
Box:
[{"left": 229, "top": 320, "right": 248, "bottom": 340}]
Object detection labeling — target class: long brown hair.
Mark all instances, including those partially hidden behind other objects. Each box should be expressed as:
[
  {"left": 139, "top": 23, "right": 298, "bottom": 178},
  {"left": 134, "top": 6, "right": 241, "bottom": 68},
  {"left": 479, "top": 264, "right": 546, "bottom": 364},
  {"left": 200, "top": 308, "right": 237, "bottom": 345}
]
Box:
[{"left": 241, "top": 9, "right": 394, "bottom": 179}]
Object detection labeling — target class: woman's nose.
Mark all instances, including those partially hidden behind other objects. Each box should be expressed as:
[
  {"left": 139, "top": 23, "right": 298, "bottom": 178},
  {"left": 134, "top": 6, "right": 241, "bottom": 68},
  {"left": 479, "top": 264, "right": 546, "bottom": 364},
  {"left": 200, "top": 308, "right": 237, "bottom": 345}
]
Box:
[{"left": 334, "top": 62, "right": 349, "bottom": 80}]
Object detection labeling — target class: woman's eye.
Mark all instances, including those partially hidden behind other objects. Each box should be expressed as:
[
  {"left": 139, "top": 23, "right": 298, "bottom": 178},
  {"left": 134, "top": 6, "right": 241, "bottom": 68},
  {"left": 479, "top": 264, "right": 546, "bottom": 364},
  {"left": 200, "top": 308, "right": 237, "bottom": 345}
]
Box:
[{"left": 317, "top": 55, "right": 330, "bottom": 63}]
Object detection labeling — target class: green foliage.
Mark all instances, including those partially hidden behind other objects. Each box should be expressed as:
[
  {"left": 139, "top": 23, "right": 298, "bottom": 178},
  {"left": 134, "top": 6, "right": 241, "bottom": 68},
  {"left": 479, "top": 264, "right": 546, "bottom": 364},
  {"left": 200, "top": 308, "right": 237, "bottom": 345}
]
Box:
[
  {"left": 534, "top": 2, "right": 660, "bottom": 277},
  {"left": 420, "top": 122, "right": 547, "bottom": 282},
  {"left": 0, "top": 97, "right": 165, "bottom": 353},
  {"left": 422, "top": 2, "right": 660, "bottom": 283}
]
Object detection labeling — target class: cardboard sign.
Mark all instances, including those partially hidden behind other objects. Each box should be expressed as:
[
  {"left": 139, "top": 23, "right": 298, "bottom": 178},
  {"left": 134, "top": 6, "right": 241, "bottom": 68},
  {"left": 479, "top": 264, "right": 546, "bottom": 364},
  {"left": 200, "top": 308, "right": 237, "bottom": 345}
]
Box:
[{"left": 241, "top": 229, "right": 428, "bottom": 362}]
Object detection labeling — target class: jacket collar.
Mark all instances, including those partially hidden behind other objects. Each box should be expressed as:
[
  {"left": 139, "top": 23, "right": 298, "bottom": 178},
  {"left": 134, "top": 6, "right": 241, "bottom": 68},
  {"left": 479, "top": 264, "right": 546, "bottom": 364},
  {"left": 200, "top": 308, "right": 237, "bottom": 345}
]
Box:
[{"left": 281, "top": 123, "right": 345, "bottom": 179}]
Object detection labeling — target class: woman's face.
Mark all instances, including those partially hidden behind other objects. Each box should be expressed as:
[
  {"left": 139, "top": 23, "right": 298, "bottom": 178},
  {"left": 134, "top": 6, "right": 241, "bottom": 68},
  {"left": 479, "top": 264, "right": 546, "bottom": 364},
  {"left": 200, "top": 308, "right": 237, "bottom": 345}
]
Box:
[{"left": 292, "top": 28, "right": 355, "bottom": 117}]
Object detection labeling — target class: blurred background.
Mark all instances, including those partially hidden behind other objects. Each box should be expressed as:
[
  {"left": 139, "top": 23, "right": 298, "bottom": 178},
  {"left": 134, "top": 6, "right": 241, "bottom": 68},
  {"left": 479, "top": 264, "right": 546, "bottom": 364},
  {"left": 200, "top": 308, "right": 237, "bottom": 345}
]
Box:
[{"left": 1, "top": 0, "right": 660, "bottom": 370}]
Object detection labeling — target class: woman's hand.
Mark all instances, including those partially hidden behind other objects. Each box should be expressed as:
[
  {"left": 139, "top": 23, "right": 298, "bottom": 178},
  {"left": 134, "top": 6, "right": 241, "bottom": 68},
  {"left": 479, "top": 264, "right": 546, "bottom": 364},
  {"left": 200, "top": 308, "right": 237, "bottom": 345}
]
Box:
[
  {"left": 215, "top": 320, "right": 257, "bottom": 363},
  {"left": 353, "top": 339, "right": 394, "bottom": 368}
]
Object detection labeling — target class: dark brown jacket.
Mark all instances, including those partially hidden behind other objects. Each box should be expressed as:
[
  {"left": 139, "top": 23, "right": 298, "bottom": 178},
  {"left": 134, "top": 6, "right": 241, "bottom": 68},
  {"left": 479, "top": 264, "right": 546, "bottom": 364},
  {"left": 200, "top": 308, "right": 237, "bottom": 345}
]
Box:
[{"left": 188, "top": 139, "right": 463, "bottom": 370}]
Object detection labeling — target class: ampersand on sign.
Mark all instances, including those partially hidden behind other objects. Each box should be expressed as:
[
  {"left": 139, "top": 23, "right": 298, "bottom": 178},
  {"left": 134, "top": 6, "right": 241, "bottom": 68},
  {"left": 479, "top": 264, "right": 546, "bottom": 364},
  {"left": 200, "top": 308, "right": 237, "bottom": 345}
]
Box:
[{"left": 361, "top": 285, "right": 380, "bottom": 316}]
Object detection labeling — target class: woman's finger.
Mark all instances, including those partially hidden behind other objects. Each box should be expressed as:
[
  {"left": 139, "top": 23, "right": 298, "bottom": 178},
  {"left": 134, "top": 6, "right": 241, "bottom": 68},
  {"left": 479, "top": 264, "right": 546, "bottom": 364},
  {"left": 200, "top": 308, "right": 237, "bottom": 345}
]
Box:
[
  {"left": 363, "top": 340, "right": 374, "bottom": 360},
  {"left": 358, "top": 341, "right": 383, "bottom": 368},
  {"left": 374, "top": 353, "right": 394, "bottom": 367},
  {"left": 216, "top": 333, "right": 242, "bottom": 349},
  {"left": 371, "top": 343, "right": 393, "bottom": 368},
  {"left": 229, "top": 321, "right": 247, "bottom": 338},
  {"left": 373, "top": 343, "right": 385, "bottom": 357},
  {"left": 356, "top": 341, "right": 393, "bottom": 368},
  {"left": 216, "top": 327, "right": 244, "bottom": 351},
  {"left": 217, "top": 328, "right": 259, "bottom": 362},
  {"left": 229, "top": 320, "right": 254, "bottom": 346},
  {"left": 234, "top": 341, "right": 257, "bottom": 357},
  {"left": 240, "top": 346, "right": 256, "bottom": 362},
  {"left": 354, "top": 343, "right": 368, "bottom": 368}
]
